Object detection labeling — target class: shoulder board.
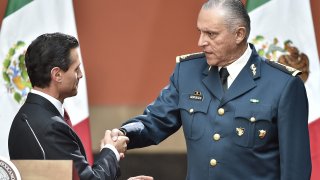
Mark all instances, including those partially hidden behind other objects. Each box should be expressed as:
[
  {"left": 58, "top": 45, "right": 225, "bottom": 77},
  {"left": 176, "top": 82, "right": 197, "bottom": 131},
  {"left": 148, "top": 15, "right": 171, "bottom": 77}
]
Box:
[
  {"left": 176, "top": 52, "right": 205, "bottom": 63},
  {"left": 265, "top": 60, "right": 301, "bottom": 76}
]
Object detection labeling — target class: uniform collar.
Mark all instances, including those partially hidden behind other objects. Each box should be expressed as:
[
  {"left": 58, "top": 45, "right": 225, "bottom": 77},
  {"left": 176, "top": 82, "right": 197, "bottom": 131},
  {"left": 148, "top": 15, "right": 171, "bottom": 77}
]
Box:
[{"left": 222, "top": 44, "right": 252, "bottom": 86}]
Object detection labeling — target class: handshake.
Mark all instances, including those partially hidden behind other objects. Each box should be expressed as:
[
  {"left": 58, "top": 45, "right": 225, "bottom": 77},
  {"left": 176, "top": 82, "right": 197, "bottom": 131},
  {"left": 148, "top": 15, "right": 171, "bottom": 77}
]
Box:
[
  {"left": 100, "top": 129, "right": 153, "bottom": 180},
  {"left": 100, "top": 129, "right": 128, "bottom": 159}
]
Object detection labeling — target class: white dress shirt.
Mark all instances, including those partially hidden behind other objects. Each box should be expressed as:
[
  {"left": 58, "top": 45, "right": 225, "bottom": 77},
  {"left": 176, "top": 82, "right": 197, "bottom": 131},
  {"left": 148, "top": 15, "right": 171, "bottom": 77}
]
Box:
[{"left": 220, "top": 44, "right": 252, "bottom": 88}]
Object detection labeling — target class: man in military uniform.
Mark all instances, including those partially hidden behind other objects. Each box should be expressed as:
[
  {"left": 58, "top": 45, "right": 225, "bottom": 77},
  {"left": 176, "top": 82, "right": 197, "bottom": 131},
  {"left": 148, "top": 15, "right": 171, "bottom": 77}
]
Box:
[{"left": 112, "top": 0, "right": 311, "bottom": 179}]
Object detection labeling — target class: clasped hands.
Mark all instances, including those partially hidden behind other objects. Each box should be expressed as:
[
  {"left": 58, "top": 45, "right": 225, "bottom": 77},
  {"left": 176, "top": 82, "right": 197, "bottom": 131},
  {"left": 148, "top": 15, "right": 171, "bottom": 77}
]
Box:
[
  {"left": 100, "top": 129, "right": 128, "bottom": 159},
  {"left": 100, "top": 129, "right": 153, "bottom": 180}
]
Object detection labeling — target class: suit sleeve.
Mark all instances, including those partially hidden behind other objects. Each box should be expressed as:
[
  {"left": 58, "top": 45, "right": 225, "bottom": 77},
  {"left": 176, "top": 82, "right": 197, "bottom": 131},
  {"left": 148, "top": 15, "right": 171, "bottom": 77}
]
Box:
[
  {"left": 278, "top": 76, "right": 311, "bottom": 179},
  {"left": 44, "top": 122, "right": 120, "bottom": 180},
  {"left": 123, "top": 64, "right": 182, "bottom": 149}
]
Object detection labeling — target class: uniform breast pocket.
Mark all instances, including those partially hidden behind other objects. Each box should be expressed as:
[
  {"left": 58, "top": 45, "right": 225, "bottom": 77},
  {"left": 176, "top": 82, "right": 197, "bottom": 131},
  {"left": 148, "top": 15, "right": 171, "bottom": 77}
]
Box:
[
  {"left": 232, "top": 104, "right": 273, "bottom": 148},
  {"left": 178, "top": 93, "right": 211, "bottom": 140}
]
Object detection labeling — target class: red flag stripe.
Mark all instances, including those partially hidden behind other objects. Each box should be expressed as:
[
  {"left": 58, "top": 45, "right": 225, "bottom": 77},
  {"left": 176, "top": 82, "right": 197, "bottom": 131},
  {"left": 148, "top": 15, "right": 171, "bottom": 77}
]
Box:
[
  {"left": 309, "top": 118, "right": 320, "bottom": 180},
  {"left": 73, "top": 117, "right": 93, "bottom": 165}
]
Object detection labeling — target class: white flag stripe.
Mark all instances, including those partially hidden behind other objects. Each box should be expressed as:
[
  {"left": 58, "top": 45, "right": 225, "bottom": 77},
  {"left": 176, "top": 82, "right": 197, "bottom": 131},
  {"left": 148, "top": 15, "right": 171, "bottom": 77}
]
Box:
[
  {"left": 249, "top": 0, "right": 320, "bottom": 122},
  {"left": 0, "top": 0, "right": 89, "bottom": 124},
  {"left": 0, "top": 0, "right": 89, "bottom": 157}
]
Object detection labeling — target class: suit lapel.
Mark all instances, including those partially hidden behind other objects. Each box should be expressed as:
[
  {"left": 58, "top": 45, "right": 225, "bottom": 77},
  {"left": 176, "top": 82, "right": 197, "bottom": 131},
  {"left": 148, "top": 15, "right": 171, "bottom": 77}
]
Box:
[
  {"left": 26, "top": 93, "right": 88, "bottom": 160},
  {"left": 26, "top": 93, "right": 68, "bottom": 126},
  {"left": 221, "top": 48, "right": 261, "bottom": 106},
  {"left": 202, "top": 66, "right": 224, "bottom": 101}
]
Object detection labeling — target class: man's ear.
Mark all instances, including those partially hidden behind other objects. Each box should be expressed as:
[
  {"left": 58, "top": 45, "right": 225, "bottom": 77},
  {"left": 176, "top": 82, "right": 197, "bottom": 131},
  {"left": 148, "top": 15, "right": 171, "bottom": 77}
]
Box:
[
  {"left": 51, "top": 67, "right": 62, "bottom": 83},
  {"left": 235, "top": 26, "right": 246, "bottom": 44}
]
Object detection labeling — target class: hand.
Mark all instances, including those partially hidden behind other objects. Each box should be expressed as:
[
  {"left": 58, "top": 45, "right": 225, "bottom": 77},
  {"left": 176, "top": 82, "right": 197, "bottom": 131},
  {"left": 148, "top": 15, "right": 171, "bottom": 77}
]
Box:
[
  {"left": 100, "top": 130, "right": 129, "bottom": 158},
  {"left": 128, "top": 175, "right": 154, "bottom": 180},
  {"left": 111, "top": 128, "right": 125, "bottom": 141}
]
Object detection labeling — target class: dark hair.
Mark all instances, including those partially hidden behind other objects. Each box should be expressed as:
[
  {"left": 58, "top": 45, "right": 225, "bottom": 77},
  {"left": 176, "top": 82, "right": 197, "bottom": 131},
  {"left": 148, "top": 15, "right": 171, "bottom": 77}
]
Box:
[
  {"left": 25, "top": 32, "right": 79, "bottom": 88},
  {"left": 202, "top": 0, "right": 251, "bottom": 40}
]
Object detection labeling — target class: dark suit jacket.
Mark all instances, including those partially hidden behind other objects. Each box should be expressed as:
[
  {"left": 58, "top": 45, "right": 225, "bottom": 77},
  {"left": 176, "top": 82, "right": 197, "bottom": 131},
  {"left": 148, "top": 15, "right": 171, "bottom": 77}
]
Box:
[
  {"left": 9, "top": 93, "right": 120, "bottom": 180},
  {"left": 123, "top": 44, "right": 311, "bottom": 180}
]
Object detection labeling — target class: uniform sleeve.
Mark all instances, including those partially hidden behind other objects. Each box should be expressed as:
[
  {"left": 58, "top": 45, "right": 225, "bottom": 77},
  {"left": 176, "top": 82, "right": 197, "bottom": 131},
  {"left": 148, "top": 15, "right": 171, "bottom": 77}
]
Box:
[
  {"left": 277, "top": 76, "right": 311, "bottom": 179},
  {"left": 45, "top": 122, "right": 120, "bottom": 180},
  {"left": 123, "top": 64, "right": 182, "bottom": 149}
]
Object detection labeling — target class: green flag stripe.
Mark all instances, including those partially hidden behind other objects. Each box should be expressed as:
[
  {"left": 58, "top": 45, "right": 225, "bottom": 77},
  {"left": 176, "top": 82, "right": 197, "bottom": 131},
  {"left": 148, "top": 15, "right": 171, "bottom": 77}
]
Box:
[
  {"left": 4, "top": 0, "right": 33, "bottom": 18},
  {"left": 246, "top": 0, "right": 271, "bottom": 12}
]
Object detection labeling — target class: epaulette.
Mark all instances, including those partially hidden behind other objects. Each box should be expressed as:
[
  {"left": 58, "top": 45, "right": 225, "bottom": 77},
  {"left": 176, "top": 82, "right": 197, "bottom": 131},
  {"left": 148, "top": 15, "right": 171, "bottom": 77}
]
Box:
[
  {"left": 265, "top": 60, "right": 301, "bottom": 76},
  {"left": 176, "top": 52, "right": 205, "bottom": 63}
]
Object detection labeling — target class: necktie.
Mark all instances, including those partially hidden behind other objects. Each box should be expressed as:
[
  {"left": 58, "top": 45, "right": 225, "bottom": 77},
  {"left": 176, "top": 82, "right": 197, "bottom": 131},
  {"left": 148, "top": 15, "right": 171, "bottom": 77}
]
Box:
[
  {"left": 64, "top": 110, "right": 73, "bottom": 127},
  {"left": 219, "top": 67, "right": 229, "bottom": 92}
]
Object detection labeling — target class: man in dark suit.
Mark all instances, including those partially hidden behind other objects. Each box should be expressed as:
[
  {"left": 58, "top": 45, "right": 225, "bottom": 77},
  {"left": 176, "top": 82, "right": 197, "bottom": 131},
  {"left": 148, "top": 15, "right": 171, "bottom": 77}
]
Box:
[
  {"left": 8, "top": 33, "right": 129, "bottom": 180},
  {"left": 112, "top": 0, "right": 312, "bottom": 179}
]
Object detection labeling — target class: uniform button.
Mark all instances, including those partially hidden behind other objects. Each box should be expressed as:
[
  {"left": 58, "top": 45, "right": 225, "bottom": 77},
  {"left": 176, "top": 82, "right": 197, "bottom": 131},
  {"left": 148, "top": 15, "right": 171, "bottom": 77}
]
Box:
[
  {"left": 189, "top": 108, "right": 194, "bottom": 114},
  {"left": 213, "top": 133, "right": 221, "bottom": 141},
  {"left": 210, "top": 159, "right": 217, "bottom": 167},
  {"left": 250, "top": 117, "right": 256, "bottom": 122},
  {"left": 218, "top": 108, "right": 225, "bottom": 115}
]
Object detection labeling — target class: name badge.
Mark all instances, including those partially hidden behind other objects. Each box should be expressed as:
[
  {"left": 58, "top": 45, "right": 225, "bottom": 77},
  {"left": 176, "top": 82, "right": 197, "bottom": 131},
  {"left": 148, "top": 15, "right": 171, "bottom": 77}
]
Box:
[{"left": 189, "top": 91, "right": 203, "bottom": 101}]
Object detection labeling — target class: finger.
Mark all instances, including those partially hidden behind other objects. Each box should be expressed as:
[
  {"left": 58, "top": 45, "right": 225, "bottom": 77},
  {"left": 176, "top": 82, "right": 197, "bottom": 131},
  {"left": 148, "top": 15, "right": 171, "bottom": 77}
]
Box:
[
  {"left": 120, "top": 153, "right": 125, "bottom": 159},
  {"left": 105, "top": 129, "right": 111, "bottom": 136},
  {"left": 138, "top": 176, "right": 153, "bottom": 180},
  {"left": 118, "top": 136, "right": 130, "bottom": 143},
  {"left": 124, "top": 136, "right": 130, "bottom": 143},
  {"left": 128, "top": 176, "right": 153, "bottom": 180},
  {"left": 111, "top": 129, "right": 120, "bottom": 141},
  {"left": 127, "top": 178, "right": 139, "bottom": 180}
]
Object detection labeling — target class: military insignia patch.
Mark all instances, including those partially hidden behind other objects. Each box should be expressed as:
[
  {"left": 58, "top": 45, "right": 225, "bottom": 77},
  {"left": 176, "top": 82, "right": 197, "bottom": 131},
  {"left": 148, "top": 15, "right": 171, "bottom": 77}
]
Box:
[
  {"left": 258, "top": 130, "right": 267, "bottom": 139},
  {"left": 189, "top": 91, "right": 203, "bottom": 101},
  {"left": 176, "top": 52, "right": 205, "bottom": 63},
  {"left": 250, "top": 64, "right": 257, "bottom": 76},
  {"left": 265, "top": 60, "right": 301, "bottom": 77},
  {"left": 250, "top": 98, "right": 259, "bottom": 103},
  {"left": 2, "top": 41, "right": 31, "bottom": 104},
  {"left": 236, "top": 127, "right": 245, "bottom": 136}
]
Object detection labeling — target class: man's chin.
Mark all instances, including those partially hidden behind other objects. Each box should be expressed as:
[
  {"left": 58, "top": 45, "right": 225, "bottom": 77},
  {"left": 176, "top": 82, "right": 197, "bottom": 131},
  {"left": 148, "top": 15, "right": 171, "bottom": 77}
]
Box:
[
  {"left": 205, "top": 54, "right": 216, "bottom": 65},
  {"left": 69, "top": 90, "right": 78, "bottom": 98},
  {"left": 73, "top": 90, "right": 78, "bottom": 96},
  {"left": 206, "top": 59, "right": 219, "bottom": 66}
]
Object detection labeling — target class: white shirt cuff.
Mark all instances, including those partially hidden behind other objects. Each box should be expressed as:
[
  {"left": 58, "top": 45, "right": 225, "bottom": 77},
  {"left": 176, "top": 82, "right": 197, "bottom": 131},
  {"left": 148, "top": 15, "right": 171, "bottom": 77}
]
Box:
[{"left": 103, "top": 144, "right": 120, "bottom": 161}]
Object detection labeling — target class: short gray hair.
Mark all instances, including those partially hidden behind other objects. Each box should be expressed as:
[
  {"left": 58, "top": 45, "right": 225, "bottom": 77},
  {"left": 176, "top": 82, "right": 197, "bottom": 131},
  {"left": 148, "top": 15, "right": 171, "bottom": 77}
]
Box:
[{"left": 202, "top": 0, "right": 251, "bottom": 40}]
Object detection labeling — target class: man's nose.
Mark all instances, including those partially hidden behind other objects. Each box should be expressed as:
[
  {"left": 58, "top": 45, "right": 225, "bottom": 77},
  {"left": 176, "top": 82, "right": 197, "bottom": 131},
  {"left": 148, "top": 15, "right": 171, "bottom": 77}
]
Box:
[
  {"left": 198, "top": 33, "right": 208, "bottom": 47},
  {"left": 78, "top": 69, "right": 83, "bottom": 79}
]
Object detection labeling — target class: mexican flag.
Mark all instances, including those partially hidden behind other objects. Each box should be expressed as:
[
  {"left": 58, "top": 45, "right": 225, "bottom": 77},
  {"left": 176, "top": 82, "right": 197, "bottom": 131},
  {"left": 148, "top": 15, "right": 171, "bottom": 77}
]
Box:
[
  {"left": 247, "top": 0, "right": 320, "bottom": 179},
  {"left": 0, "top": 0, "right": 93, "bottom": 164}
]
